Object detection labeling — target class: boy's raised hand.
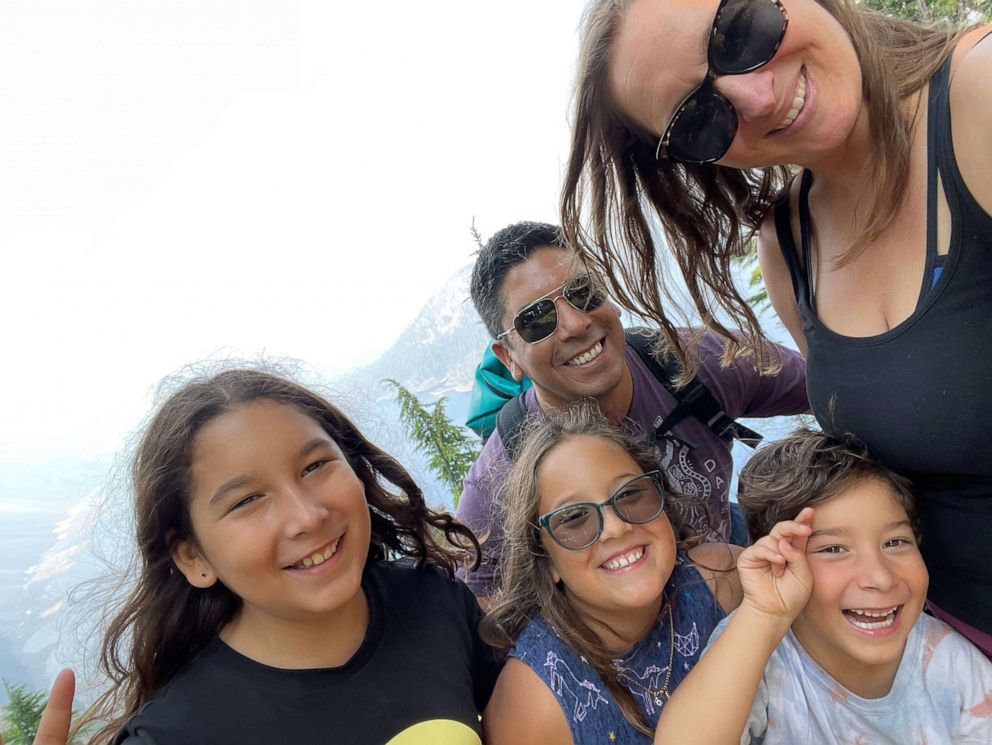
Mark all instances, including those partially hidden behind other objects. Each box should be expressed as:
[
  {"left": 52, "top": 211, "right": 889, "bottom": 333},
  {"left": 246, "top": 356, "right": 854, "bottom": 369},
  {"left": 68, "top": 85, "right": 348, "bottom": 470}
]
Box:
[
  {"left": 0, "top": 669, "right": 75, "bottom": 745},
  {"left": 737, "top": 507, "right": 814, "bottom": 622}
]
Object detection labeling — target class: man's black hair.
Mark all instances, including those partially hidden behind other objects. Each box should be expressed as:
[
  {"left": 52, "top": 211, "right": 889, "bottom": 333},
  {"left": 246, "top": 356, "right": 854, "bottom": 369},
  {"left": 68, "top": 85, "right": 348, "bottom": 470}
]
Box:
[{"left": 471, "top": 221, "right": 568, "bottom": 339}]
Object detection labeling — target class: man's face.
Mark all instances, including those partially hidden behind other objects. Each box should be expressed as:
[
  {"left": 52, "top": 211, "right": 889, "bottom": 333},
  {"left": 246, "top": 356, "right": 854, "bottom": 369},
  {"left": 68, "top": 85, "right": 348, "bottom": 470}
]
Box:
[{"left": 492, "top": 247, "right": 628, "bottom": 411}]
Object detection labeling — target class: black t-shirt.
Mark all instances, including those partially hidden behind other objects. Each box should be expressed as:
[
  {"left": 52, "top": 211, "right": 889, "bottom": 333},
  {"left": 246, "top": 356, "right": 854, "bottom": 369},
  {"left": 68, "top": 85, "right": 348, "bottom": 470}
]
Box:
[{"left": 114, "top": 561, "right": 500, "bottom": 745}]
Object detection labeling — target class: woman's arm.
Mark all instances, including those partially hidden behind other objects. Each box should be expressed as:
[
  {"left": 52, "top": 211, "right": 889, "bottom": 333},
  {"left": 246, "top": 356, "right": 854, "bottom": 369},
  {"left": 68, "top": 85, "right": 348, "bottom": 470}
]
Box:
[
  {"left": 757, "top": 212, "right": 807, "bottom": 356},
  {"left": 483, "top": 658, "right": 573, "bottom": 745},
  {"left": 950, "top": 27, "right": 992, "bottom": 218},
  {"left": 654, "top": 511, "right": 814, "bottom": 745}
]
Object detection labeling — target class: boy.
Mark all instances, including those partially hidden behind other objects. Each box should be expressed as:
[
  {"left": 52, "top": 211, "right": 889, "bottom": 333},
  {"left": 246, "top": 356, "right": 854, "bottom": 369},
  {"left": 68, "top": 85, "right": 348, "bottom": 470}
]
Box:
[{"left": 655, "top": 428, "right": 992, "bottom": 744}]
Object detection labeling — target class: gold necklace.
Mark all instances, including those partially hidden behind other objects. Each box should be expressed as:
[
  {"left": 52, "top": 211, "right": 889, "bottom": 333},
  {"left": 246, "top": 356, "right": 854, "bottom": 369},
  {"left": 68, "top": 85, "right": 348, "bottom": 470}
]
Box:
[{"left": 615, "top": 601, "right": 675, "bottom": 708}]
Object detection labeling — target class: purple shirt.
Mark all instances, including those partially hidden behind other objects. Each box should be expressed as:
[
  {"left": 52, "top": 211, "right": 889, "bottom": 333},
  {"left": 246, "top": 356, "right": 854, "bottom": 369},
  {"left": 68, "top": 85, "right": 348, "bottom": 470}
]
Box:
[{"left": 455, "top": 330, "right": 808, "bottom": 596}]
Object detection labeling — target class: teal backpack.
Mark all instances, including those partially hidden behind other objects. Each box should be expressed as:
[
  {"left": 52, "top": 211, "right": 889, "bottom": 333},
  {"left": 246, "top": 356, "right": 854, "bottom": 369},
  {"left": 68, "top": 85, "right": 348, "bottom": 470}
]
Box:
[
  {"left": 465, "top": 345, "right": 532, "bottom": 440},
  {"left": 465, "top": 329, "right": 762, "bottom": 458}
]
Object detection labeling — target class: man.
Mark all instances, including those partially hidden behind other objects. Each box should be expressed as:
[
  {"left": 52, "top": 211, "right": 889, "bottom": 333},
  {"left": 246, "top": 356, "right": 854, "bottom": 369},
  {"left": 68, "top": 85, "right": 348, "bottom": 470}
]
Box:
[{"left": 457, "top": 221, "right": 808, "bottom": 600}]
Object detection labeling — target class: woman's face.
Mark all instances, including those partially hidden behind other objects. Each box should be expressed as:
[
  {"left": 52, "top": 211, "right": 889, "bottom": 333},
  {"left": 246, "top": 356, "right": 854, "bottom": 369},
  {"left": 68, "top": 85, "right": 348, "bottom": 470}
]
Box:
[
  {"left": 608, "top": 0, "right": 864, "bottom": 169},
  {"left": 537, "top": 435, "right": 676, "bottom": 633},
  {"left": 172, "top": 400, "right": 371, "bottom": 632}
]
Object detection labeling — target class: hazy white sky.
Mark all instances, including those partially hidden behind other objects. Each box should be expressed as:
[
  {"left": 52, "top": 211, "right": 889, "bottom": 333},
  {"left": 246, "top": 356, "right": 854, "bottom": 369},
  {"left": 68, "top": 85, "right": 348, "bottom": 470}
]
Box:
[{"left": 0, "top": 0, "right": 589, "bottom": 462}]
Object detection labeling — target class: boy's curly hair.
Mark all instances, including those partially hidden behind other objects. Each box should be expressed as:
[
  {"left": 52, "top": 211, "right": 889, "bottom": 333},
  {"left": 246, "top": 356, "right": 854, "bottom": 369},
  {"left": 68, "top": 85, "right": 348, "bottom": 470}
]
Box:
[{"left": 738, "top": 428, "right": 917, "bottom": 540}]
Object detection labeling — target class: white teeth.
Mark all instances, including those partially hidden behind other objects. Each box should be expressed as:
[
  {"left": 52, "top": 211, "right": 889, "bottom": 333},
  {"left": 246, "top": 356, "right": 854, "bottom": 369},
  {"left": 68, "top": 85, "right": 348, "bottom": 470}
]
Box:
[
  {"left": 844, "top": 606, "right": 898, "bottom": 630},
  {"left": 853, "top": 607, "right": 897, "bottom": 618},
  {"left": 291, "top": 537, "right": 341, "bottom": 569},
  {"left": 603, "top": 547, "right": 644, "bottom": 571},
  {"left": 566, "top": 341, "right": 603, "bottom": 366},
  {"left": 847, "top": 616, "right": 894, "bottom": 631},
  {"left": 776, "top": 72, "right": 807, "bottom": 131}
]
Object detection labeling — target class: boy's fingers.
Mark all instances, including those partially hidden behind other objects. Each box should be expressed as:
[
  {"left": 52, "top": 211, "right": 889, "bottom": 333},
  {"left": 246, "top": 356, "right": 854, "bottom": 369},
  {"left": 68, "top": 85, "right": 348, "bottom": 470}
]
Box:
[
  {"left": 778, "top": 537, "right": 812, "bottom": 577},
  {"left": 742, "top": 541, "right": 787, "bottom": 579},
  {"left": 779, "top": 537, "right": 800, "bottom": 559},
  {"left": 768, "top": 519, "right": 812, "bottom": 542},
  {"left": 767, "top": 522, "right": 813, "bottom": 561},
  {"left": 753, "top": 535, "right": 783, "bottom": 553},
  {"left": 35, "top": 669, "right": 75, "bottom": 745},
  {"left": 767, "top": 521, "right": 792, "bottom": 540},
  {"left": 791, "top": 526, "right": 811, "bottom": 556},
  {"left": 741, "top": 544, "right": 785, "bottom": 568},
  {"left": 738, "top": 537, "right": 773, "bottom": 567}
]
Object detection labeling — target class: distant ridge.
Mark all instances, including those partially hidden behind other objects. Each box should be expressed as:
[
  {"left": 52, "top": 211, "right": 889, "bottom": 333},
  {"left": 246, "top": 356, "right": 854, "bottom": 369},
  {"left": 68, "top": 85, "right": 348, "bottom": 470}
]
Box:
[{"left": 338, "top": 263, "right": 492, "bottom": 399}]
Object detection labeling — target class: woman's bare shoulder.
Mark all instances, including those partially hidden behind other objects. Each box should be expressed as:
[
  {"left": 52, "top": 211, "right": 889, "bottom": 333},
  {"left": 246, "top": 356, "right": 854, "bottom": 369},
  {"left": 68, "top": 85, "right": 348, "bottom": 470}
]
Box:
[{"left": 949, "top": 27, "right": 992, "bottom": 214}]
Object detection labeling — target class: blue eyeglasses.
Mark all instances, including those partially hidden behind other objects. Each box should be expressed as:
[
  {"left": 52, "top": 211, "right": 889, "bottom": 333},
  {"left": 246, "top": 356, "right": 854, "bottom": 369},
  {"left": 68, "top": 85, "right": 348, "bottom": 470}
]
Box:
[{"left": 538, "top": 471, "right": 666, "bottom": 550}]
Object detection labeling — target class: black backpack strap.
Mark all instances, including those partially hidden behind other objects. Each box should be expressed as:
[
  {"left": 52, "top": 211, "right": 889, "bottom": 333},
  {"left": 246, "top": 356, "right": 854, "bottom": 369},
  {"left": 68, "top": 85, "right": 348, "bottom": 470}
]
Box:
[
  {"left": 495, "top": 391, "right": 530, "bottom": 461},
  {"left": 625, "top": 329, "right": 763, "bottom": 449}
]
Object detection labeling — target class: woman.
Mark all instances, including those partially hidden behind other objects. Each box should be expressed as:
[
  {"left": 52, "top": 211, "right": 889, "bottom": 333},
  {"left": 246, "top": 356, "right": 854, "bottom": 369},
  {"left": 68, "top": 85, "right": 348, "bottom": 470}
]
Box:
[
  {"left": 12, "top": 369, "right": 498, "bottom": 745},
  {"left": 482, "top": 405, "right": 740, "bottom": 744},
  {"left": 561, "top": 0, "right": 992, "bottom": 650}
]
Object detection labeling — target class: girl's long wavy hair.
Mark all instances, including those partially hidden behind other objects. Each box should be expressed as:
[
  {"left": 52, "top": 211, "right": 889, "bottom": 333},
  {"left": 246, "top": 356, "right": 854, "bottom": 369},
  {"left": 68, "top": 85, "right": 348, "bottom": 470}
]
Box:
[
  {"left": 561, "top": 0, "right": 972, "bottom": 377},
  {"left": 79, "top": 368, "right": 480, "bottom": 743},
  {"left": 480, "top": 403, "right": 709, "bottom": 736}
]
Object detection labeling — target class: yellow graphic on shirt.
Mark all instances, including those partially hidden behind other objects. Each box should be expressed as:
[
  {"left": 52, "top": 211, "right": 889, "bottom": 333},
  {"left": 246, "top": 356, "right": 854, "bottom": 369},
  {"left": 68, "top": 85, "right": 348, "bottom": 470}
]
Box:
[{"left": 385, "top": 719, "right": 481, "bottom": 744}]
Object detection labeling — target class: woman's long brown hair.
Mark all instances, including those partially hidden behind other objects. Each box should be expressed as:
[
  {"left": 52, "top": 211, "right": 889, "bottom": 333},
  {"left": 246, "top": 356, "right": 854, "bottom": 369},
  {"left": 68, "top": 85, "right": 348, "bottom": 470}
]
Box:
[{"left": 561, "top": 0, "right": 970, "bottom": 378}]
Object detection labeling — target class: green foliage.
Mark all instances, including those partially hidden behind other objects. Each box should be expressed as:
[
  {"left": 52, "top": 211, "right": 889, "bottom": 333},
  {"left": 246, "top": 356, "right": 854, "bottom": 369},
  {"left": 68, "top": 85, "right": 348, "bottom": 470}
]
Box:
[
  {"left": 1, "top": 679, "right": 47, "bottom": 745},
  {"left": 863, "top": 0, "right": 990, "bottom": 23},
  {"left": 470, "top": 217, "right": 485, "bottom": 253},
  {"left": 746, "top": 261, "right": 769, "bottom": 310},
  {"left": 733, "top": 242, "right": 770, "bottom": 312},
  {"left": 384, "top": 380, "right": 481, "bottom": 507},
  {"left": 1, "top": 679, "right": 88, "bottom": 745}
]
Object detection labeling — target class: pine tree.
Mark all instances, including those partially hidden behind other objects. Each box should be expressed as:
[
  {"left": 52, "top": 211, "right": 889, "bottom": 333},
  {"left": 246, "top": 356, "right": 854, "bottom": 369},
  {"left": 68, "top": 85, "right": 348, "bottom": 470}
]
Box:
[
  {"left": 1, "top": 679, "right": 87, "bottom": 745},
  {"left": 384, "top": 380, "right": 481, "bottom": 507},
  {"left": 2, "top": 680, "right": 47, "bottom": 745}
]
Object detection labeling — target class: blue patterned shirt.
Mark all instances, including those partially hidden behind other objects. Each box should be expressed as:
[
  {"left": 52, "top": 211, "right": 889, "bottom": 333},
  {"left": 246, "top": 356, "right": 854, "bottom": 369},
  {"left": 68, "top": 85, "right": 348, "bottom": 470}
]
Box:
[{"left": 510, "top": 556, "right": 726, "bottom": 744}]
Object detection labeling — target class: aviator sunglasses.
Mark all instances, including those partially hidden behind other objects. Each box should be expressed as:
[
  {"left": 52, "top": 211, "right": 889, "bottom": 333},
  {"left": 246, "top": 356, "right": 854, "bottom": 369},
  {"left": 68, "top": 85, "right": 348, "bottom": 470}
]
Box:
[
  {"left": 656, "top": 0, "right": 789, "bottom": 165},
  {"left": 538, "top": 471, "right": 666, "bottom": 551},
  {"left": 497, "top": 273, "right": 608, "bottom": 344}
]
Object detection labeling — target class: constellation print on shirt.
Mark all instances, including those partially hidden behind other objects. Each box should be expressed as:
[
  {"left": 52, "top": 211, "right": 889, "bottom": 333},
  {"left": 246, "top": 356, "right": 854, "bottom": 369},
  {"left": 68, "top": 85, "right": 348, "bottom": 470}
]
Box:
[{"left": 543, "top": 651, "right": 609, "bottom": 723}]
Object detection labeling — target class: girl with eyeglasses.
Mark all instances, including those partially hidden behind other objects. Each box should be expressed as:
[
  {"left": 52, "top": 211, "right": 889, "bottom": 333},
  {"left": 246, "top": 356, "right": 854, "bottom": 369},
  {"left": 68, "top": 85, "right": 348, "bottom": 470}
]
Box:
[
  {"left": 11, "top": 368, "right": 499, "bottom": 745},
  {"left": 561, "top": 0, "right": 992, "bottom": 654},
  {"left": 481, "top": 403, "right": 742, "bottom": 744}
]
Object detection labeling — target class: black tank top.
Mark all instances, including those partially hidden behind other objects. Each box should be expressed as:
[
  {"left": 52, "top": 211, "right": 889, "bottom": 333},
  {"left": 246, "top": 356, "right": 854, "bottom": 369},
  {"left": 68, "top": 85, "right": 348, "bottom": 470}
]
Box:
[{"left": 774, "top": 58, "right": 992, "bottom": 633}]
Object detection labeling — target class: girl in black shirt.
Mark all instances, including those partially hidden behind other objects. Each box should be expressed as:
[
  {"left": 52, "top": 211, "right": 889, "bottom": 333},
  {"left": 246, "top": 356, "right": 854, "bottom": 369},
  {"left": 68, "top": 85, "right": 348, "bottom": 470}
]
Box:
[{"left": 12, "top": 369, "right": 498, "bottom": 745}]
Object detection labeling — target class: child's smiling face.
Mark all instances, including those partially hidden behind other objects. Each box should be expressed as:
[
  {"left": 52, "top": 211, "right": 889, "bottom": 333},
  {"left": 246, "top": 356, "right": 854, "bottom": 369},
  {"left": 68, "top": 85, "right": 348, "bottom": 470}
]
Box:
[
  {"left": 174, "top": 400, "right": 372, "bottom": 635},
  {"left": 536, "top": 435, "right": 677, "bottom": 641},
  {"left": 791, "top": 477, "right": 928, "bottom": 698}
]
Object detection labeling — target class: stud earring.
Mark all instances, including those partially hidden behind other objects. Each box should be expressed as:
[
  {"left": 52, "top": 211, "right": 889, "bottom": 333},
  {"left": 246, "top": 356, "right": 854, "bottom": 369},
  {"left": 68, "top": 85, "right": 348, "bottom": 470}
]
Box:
[{"left": 200, "top": 572, "right": 208, "bottom": 579}]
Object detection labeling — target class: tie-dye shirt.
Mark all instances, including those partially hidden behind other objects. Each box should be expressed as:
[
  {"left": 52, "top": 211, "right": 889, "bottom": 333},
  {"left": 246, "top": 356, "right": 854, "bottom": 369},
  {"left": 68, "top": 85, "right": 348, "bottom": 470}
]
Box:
[{"left": 706, "top": 613, "right": 992, "bottom": 744}]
